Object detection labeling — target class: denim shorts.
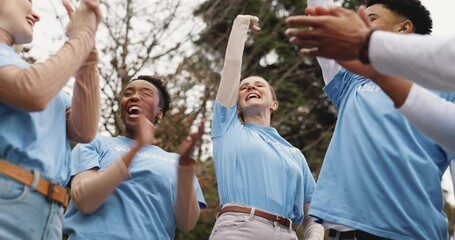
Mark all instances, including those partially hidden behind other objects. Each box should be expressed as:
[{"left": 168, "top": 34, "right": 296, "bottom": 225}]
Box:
[{"left": 0, "top": 172, "right": 63, "bottom": 240}]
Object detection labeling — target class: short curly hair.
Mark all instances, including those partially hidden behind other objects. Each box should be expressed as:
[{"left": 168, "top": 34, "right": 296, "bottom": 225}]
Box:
[
  {"left": 129, "top": 75, "right": 171, "bottom": 118},
  {"left": 365, "top": 0, "right": 432, "bottom": 35}
]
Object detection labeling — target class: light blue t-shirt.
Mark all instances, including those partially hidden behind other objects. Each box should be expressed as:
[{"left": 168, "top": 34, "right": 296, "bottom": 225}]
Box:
[
  {"left": 309, "top": 68, "right": 455, "bottom": 240},
  {"left": 211, "top": 100, "right": 316, "bottom": 226},
  {"left": 0, "top": 43, "right": 71, "bottom": 184},
  {"left": 63, "top": 135, "right": 206, "bottom": 240}
]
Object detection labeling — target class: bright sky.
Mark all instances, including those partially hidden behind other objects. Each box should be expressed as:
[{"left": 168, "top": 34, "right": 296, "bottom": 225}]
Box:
[{"left": 420, "top": 0, "right": 454, "bottom": 36}]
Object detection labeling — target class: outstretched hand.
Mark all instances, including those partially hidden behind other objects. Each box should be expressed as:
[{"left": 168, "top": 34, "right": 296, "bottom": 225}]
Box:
[
  {"left": 177, "top": 121, "right": 205, "bottom": 166},
  {"left": 62, "top": 0, "right": 102, "bottom": 38},
  {"left": 285, "top": 5, "right": 372, "bottom": 60},
  {"left": 237, "top": 15, "right": 261, "bottom": 32}
]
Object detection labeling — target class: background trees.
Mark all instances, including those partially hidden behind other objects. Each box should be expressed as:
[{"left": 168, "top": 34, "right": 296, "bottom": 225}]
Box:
[{"left": 27, "top": 0, "right": 455, "bottom": 239}]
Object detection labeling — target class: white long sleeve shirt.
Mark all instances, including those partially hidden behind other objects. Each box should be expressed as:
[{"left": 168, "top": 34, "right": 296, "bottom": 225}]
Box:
[
  {"left": 398, "top": 84, "right": 455, "bottom": 155},
  {"left": 370, "top": 31, "right": 455, "bottom": 91},
  {"left": 369, "top": 31, "right": 455, "bottom": 155}
]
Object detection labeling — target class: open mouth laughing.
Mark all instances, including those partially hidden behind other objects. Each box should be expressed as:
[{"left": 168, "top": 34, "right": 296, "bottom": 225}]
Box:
[
  {"left": 246, "top": 93, "right": 261, "bottom": 101},
  {"left": 127, "top": 105, "right": 141, "bottom": 118}
]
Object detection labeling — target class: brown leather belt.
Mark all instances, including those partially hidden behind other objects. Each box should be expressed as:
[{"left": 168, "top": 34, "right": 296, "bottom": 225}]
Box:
[
  {"left": 217, "top": 205, "right": 297, "bottom": 231},
  {"left": 0, "top": 160, "right": 69, "bottom": 208}
]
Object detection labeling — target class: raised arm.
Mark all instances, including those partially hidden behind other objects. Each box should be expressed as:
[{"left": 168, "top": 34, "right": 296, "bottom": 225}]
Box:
[
  {"left": 174, "top": 122, "right": 205, "bottom": 232},
  {"left": 216, "top": 15, "right": 260, "bottom": 107},
  {"left": 370, "top": 32, "right": 455, "bottom": 91},
  {"left": 66, "top": 48, "right": 100, "bottom": 143},
  {"left": 0, "top": 0, "right": 100, "bottom": 112},
  {"left": 309, "top": 0, "right": 341, "bottom": 85},
  {"left": 66, "top": 1, "right": 102, "bottom": 142}
]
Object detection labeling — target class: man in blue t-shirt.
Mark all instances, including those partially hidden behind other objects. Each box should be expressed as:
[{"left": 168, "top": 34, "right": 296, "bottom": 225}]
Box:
[{"left": 288, "top": 0, "right": 455, "bottom": 239}]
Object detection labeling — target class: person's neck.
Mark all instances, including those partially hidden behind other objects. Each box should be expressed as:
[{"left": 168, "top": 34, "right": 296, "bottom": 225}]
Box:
[
  {"left": 243, "top": 113, "right": 271, "bottom": 127},
  {"left": 0, "top": 28, "right": 13, "bottom": 46}
]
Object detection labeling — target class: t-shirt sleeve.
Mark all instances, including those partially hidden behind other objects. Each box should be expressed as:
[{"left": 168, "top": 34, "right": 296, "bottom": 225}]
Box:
[
  {"left": 193, "top": 176, "right": 207, "bottom": 209},
  {"left": 71, "top": 139, "right": 101, "bottom": 176},
  {"left": 0, "top": 46, "right": 28, "bottom": 69},
  {"left": 323, "top": 68, "right": 362, "bottom": 109},
  {"left": 301, "top": 157, "right": 316, "bottom": 204},
  {"left": 211, "top": 99, "right": 240, "bottom": 138}
]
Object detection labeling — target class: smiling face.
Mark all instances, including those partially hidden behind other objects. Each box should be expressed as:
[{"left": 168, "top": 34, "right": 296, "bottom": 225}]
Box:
[
  {"left": 0, "top": 0, "right": 40, "bottom": 44},
  {"left": 120, "top": 80, "right": 163, "bottom": 137},
  {"left": 366, "top": 4, "right": 412, "bottom": 34},
  {"left": 238, "top": 76, "right": 278, "bottom": 121}
]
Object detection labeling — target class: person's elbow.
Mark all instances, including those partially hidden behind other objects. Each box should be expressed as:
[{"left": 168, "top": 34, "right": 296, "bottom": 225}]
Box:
[
  {"left": 176, "top": 208, "right": 200, "bottom": 232},
  {"left": 73, "top": 200, "right": 98, "bottom": 214},
  {"left": 177, "top": 218, "right": 198, "bottom": 233},
  {"left": 70, "top": 131, "right": 97, "bottom": 144},
  {"left": 67, "top": 123, "right": 97, "bottom": 143},
  {"left": 70, "top": 183, "right": 101, "bottom": 214}
]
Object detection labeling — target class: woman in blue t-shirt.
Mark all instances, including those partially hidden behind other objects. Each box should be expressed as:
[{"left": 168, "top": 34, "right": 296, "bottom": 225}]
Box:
[
  {"left": 209, "top": 15, "right": 323, "bottom": 240},
  {"left": 63, "top": 76, "right": 206, "bottom": 240},
  {"left": 0, "top": 1, "right": 101, "bottom": 239}
]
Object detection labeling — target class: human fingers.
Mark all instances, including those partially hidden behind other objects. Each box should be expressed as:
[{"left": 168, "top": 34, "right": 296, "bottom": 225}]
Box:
[
  {"left": 314, "top": 6, "right": 333, "bottom": 16},
  {"left": 357, "top": 5, "right": 371, "bottom": 28},
  {"left": 238, "top": 15, "right": 261, "bottom": 31},
  {"left": 178, "top": 120, "right": 205, "bottom": 157},
  {"left": 82, "top": 0, "right": 102, "bottom": 24},
  {"left": 305, "top": 7, "right": 317, "bottom": 16},
  {"left": 250, "top": 17, "right": 261, "bottom": 31},
  {"left": 285, "top": 28, "right": 323, "bottom": 42},
  {"left": 192, "top": 120, "right": 205, "bottom": 141},
  {"left": 285, "top": 15, "right": 328, "bottom": 27},
  {"left": 328, "top": 6, "right": 353, "bottom": 17},
  {"left": 288, "top": 36, "right": 320, "bottom": 50},
  {"left": 298, "top": 47, "right": 324, "bottom": 58},
  {"left": 62, "top": 0, "right": 75, "bottom": 18}
]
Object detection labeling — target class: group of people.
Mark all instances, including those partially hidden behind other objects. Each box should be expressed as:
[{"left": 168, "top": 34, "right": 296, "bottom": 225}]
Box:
[{"left": 1, "top": 0, "right": 454, "bottom": 240}]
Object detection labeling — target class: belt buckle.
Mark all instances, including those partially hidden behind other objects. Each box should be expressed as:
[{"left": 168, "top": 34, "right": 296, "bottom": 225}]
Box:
[
  {"left": 276, "top": 215, "right": 281, "bottom": 222},
  {"left": 47, "top": 183, "right": 55, "bottom": 202}
]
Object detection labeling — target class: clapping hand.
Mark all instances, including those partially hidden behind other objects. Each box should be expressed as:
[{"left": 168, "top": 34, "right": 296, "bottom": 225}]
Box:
[
  {"left": 177, "top": 121, "right": 205, "bottom": 166},
  {"left": 62, "top": 0, "right": 102, "bottom": 38},
  {"left": 237, "top": 15, "right": 261, "bottom": 32}
]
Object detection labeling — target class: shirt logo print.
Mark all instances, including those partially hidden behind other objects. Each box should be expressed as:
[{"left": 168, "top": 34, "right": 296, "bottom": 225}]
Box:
[
  {"left": 114, "top": 146, "right": 177, "bottom": 164},
  {"left": 251, "top": 132, "right": 298, "bottom": 154},
  {"left": 358, "top": 85, "right": 381, "bottom": 93}
]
